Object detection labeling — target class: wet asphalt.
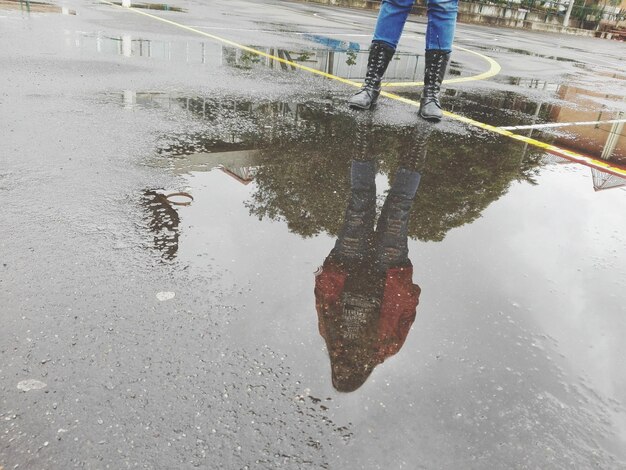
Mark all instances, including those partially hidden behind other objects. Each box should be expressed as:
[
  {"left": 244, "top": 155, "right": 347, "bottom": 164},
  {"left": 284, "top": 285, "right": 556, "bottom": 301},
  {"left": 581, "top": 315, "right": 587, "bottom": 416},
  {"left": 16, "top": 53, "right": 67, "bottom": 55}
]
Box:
[{"left": 1, "top": 0, "right": 626, "bottom": 469}]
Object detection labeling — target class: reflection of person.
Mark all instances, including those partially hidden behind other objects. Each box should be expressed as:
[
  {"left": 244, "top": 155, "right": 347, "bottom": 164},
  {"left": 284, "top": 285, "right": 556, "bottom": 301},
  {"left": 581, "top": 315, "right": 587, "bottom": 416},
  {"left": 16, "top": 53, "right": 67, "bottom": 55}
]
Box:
[
  {"left": 348, "top": 0, "right": 457, "bottom": 121},
  {"left": 314, "top": 123, "right": 430, "bottom": 392}
]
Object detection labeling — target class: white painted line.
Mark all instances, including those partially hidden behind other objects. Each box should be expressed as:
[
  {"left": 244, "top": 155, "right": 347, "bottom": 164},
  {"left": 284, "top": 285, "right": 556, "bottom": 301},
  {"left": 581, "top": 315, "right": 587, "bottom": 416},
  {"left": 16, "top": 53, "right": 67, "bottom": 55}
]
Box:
[{"left": 500, "top": 118, "right": 626, "bottom": 131}]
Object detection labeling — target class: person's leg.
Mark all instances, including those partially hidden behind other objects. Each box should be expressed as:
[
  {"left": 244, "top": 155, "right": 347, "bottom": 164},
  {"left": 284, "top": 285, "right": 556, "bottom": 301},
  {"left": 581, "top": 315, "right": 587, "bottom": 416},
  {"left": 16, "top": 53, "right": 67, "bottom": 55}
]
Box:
[
  {"left": 425, "top": 0, "right": 458, "bottom": 52},
  {"left": 373, "top": 0, "right": 417, "bottom": 49},
  {"left": 348, "top": 0, "right": 416, "bottom": 110},
  {"left": 419, "top": 0, "right": 458, "bottom": 121}
]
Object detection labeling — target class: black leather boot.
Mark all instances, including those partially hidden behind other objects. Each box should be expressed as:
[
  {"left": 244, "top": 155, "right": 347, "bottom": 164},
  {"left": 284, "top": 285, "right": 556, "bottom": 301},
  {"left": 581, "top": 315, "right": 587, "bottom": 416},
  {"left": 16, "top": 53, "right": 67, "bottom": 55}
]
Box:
[
  {"left": 332, "top": 160, "right": 377, "bottom": 261},
  {"left": 419, "top": 50, "right": 451, "bottom": 122},
  {"left": 348, "top": 41, "right": 395, "bottom": 110},
  {"left": 375, "top": 168, "right": 421, "bottom": 270}
]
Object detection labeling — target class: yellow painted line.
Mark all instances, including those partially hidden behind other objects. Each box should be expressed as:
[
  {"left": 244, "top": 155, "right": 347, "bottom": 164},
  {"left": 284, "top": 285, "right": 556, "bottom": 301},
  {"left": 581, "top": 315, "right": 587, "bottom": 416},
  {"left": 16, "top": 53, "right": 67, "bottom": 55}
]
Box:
[
  {"left": 102, "top": 1, "right": 626, "bottom": 179},
  {"left": 381, "top": 45, "right": 501, "bottom": 88}
]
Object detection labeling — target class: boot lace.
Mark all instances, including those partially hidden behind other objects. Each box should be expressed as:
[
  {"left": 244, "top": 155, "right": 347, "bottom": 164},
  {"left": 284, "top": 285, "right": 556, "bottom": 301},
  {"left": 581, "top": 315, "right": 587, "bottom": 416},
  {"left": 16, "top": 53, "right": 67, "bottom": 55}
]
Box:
[
  {"left": 363, "top": 44, "right": 388, "bottom": 89},
  {"left": 423, "top": 54, "right": 445, "bottom": 103}
]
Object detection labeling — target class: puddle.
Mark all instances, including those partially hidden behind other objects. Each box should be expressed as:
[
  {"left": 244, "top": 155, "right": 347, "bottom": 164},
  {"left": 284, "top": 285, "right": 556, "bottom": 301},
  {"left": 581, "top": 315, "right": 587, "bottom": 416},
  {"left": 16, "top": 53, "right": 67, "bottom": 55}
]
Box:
[
  {"left": 130, "top": 91, "right": 626, "bottom": 466},
  {"left": 116, "top": 88, "right": 626, "bottom": 186},
  {"left": 132, "top": 94, "right": 536, "bottom": 256},
  {"left": 0, "top": 0, "right": 76, "bottom": 14}
]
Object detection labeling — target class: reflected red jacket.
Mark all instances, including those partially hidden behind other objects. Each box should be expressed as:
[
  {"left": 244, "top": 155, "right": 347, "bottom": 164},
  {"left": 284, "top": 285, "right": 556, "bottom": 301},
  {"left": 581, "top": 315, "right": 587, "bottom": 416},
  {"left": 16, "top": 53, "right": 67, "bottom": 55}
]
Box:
[{"left": 315, "top": 259, "right": 421, "bottom": 363}]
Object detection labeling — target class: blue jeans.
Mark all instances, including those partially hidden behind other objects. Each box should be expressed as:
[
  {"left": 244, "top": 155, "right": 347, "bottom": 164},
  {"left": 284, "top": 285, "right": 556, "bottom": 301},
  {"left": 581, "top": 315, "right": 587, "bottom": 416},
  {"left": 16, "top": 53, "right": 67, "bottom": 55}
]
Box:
[{"left": 373, "top": 0, "right": 458, "bottom": 51}]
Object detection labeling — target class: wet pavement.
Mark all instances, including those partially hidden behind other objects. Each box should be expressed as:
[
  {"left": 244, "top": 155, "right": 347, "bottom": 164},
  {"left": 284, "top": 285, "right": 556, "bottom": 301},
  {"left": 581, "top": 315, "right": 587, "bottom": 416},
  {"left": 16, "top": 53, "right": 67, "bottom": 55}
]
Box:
[{"left": 1, "top": 0, "right": 626, "bottom": 468}]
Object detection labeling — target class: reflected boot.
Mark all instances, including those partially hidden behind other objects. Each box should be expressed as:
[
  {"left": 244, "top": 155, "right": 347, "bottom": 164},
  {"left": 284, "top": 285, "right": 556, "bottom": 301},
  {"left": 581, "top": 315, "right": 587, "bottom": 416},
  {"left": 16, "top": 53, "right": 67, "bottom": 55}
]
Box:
[
  {"left": 418, "top": 50, "right": 451, "bottom": 122},
  {"left": 353, "top": 112, "right": 374, "bottom": 161},
  {"left": 398, "top": 124, "right": 432, "bottom": 173},
  {"left": 333, "top": 161, "right": 377, "bottom": 261},
  {"left": 375, "top": 169, "right": 421, "bottom": 270},
  {"left": 348, "top": 41, "right": 395, "bottom": 110}
]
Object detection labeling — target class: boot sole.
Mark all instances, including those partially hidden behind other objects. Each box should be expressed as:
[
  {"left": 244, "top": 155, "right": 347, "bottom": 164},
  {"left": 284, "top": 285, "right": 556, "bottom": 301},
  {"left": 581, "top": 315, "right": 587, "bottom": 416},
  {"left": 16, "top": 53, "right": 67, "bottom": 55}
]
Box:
[
  {"left": 418, "top": 111, "right": 442, "bottom": 122},
  {"left": 349, "top": 102, "right": 376, "bottom": 110}
]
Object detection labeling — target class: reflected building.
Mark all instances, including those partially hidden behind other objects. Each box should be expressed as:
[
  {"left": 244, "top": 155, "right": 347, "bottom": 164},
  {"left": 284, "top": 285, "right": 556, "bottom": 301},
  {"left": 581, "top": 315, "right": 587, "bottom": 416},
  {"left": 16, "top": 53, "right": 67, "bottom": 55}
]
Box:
[
  {"left": 549, "top": 85, "right": 625, "bottom": 164},
  {"left": 442, "top": 82, "right": 626, "bottom": 180},
  {"left": 482, "top": 81, "right": 623, "bottom": 158}
]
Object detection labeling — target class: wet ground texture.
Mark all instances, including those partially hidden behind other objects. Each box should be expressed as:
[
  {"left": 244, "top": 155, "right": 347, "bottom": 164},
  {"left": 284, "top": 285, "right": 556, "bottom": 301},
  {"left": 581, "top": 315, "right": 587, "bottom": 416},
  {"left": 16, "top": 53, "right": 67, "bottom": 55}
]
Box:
[{"left": 1, "top": 0, "right": 626, "bottom": 468}]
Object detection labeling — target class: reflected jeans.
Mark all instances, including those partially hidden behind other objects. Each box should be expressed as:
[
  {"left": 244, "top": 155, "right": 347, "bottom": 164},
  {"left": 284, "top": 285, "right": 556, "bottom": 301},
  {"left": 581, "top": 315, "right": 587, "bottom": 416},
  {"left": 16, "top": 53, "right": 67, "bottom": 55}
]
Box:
[{"left": 373, "top": 0, "right": 458, "bottom": 51}]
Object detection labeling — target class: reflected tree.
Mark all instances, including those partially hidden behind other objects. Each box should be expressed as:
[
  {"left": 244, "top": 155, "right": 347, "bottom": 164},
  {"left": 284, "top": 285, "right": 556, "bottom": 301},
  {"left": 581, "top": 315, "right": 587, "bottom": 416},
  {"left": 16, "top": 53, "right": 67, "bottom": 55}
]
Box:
[
  {"left": 247, "top": 113, "right": 542, "bottom": 241},
  {"left": 154, "top": 94, "right": 543, "bottom": 242}
]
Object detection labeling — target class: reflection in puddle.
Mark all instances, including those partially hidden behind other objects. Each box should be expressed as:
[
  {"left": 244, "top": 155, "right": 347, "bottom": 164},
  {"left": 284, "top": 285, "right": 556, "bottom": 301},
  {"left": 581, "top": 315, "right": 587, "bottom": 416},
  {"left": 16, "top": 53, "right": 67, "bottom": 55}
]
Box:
[
  {"left": 591, "top": 168, "right": 626, "bottom": 191},
  {"left": 68, "top": 31, "right": 442, "bottom": 82},
  {"left": 133, "top": 93, "right": 626, "bottom": 461},
  {"left": 316, "top": 121, "right": 431, "bottom": 391},
  {"left": 124, "top": 89, "right": 626, "bottom": 194},
  {"left": 73, "top": 33, "right": 214, "bottom": 61},
  {"left": 542, "top": 155, "right": 626, "bottom": 191},
  {"left": 435, "top": 85, "right": 626, "bottom": 165},
  {"left": 0, "top": 0, "right": 76, "bottom": 14},
  {"left": 136, "top": 93, "right": 545, "bottom": 257},
  {"left": 222, "top": 45, "right": 460, "bottom": 82},
  {"left": 549, "top": 85, "right": 626, "bottom": 163}
]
